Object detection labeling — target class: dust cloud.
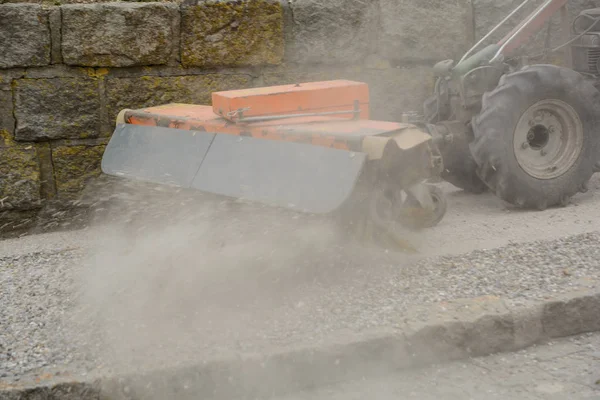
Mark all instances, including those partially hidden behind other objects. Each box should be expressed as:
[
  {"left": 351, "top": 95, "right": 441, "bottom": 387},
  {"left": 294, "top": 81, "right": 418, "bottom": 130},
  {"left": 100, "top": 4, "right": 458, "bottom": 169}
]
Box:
[
  {"left": 67, "top": 177, "right": 386, "bottom": 398},
  {"left": 64, "top": 1, "right": 429, "bottom": 390}
]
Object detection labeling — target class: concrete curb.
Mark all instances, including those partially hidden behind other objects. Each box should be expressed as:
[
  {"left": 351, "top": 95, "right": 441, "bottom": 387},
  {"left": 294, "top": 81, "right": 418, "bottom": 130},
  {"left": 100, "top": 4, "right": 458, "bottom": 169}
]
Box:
[{"left": 2, "top": 287, "right": 599, "bottom": 400}]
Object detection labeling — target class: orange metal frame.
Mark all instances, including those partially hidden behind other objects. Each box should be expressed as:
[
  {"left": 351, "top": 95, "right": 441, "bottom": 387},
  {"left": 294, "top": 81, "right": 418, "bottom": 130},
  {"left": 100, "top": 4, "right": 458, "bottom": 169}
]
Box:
[
  {"left": 124, "top": 103, "right": 409, "bottom": 152},
  {"left": 121, "top": 80, "right": 412, "bottom": 152},
  {"left": 212, "top": 80, "right": 370, "bottom": 121}
]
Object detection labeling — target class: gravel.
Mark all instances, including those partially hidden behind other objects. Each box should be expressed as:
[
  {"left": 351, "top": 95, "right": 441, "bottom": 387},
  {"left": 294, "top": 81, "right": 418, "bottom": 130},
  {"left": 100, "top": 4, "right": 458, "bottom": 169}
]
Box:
[
  {"left": 0, "top": 250, "right": 81, "bottom": 380},
  {"left": 1, "top": 225, "right": 599, "bottom": 384}
]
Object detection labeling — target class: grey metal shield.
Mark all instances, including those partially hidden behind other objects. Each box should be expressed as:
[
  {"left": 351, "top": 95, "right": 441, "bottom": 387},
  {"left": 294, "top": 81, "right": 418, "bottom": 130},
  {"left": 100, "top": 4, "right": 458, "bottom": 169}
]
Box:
[
  {"left": 101, "top": 124, "right": 216, "bottom": 187},
  {"left": 191, "top": 134, "right": 366, "bottom": 214},
  {"left": 102, "top": 124, "right": 367, "bottom": 214}
]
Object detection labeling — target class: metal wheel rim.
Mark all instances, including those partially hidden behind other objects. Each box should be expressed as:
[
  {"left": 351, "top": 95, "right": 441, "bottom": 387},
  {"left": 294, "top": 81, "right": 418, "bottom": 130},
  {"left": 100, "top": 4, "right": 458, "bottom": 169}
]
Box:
[
  {"left": 513, "top": 99, "right": 584, "bottom": 180},
  {"left": 405, "top": 190, "right": 443, "bottom": 222},
  {"left": 395, "top": 187, "right": 444, "bottom": 228}
]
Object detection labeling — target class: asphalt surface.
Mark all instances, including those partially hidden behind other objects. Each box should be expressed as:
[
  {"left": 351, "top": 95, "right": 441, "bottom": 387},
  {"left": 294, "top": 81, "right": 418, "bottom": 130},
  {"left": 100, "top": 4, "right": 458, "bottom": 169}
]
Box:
[
  {"left": 1, "top": 176, "right": 600, "bottom": 385},
  {"left": 276, "top": 332, "right": 600, "bottom": 400}
]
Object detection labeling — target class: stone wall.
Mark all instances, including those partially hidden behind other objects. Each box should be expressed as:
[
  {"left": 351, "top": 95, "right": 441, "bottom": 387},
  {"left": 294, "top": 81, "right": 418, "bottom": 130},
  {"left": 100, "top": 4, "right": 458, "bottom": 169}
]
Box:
[{"left": 0, "top": 0, "right": 598, "bottom": 235}]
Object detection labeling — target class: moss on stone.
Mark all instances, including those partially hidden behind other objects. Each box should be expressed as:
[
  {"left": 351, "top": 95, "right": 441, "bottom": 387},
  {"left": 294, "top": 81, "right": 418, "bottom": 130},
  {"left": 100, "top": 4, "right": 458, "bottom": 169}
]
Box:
[
  {"left": 86, "top": 68, "right": 110, "bottom": 78},
  {"left": 14, "top": 77, "right": 100, "bottom": 141},
  {"left": 181, "top": 0, "right": 283, "bottom": 68},
  {"left": 0, "top": 130, "right": 42, "bottom": 210},
  {"left": 52, "top": 144, "right": 106, "bottom": 199},
  {"left": 61, "top": 3, "right": 176, "bottom": 67}
]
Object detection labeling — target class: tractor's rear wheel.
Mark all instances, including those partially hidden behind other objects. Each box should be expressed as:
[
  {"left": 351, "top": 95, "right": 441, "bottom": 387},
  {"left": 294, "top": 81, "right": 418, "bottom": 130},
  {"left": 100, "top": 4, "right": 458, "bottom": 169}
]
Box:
[
  {"left": 439, "top": 149, "right": 488, "bottom": 194},
  {"left": 470, "top": 64, "right": 600, "bottom": 210}
]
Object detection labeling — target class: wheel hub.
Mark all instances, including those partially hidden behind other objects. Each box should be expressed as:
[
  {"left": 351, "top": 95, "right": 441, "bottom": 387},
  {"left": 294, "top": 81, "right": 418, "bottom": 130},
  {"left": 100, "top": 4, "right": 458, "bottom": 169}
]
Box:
[
  {"left": 526, "top": 124, "right": 550, "bottom": 149},
  {"left": 513, "top": 99, "right": 584, "bottom": 180}
]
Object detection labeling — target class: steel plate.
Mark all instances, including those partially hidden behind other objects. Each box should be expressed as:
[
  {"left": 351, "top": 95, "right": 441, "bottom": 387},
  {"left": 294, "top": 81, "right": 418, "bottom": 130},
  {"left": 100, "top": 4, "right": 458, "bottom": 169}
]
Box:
[
  {"left": 101, "top": 124, "right": 216, "bottom": 187},
  {"left": 191, "top": 134, "right": 366, "bottom": 214}
]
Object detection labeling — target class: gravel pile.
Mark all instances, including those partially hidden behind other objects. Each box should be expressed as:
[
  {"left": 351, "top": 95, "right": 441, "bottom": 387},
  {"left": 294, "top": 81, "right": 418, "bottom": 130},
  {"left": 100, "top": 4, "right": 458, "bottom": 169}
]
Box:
[{"left": 1, "top": 229, "right": 599, "bottom": 383}]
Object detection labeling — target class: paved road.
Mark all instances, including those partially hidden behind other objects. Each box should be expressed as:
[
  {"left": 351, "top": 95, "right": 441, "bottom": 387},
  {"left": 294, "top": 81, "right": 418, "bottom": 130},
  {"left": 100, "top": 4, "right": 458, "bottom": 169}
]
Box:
[{"left": 277, "top": 333, "right": 600, "bottom": 400}]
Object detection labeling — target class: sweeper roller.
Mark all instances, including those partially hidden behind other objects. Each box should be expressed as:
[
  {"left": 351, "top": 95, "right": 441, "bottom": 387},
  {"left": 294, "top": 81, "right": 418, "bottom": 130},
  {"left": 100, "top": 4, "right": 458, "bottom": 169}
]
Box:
[{"left": 100, "top": 80, "right": 447, "bottom": 251}]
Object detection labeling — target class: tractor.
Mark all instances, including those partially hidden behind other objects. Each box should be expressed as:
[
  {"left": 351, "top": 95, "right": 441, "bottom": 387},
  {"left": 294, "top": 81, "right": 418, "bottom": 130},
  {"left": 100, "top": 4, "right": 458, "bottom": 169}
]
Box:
[
  {"left": 99, "top": 0, "right": 600, "bottom": 251},
  {"left": 420, "top": 0, "right": 600, "bottom": 210}
]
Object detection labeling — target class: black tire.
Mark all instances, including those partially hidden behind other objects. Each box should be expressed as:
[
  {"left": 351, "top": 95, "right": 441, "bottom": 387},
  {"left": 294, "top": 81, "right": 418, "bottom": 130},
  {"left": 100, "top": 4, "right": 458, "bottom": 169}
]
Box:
[
  {"left": 442, "top": 171, "right": 488, "bottom": 194},
  {"left": 440, "top": 148, "right": 488, "bottom": 194},
  {"left": 470, "top": 64, "right": 600, "bottom": 210},
  {"left": 423, "top": 85, "right": 487, "bottom": 194}
]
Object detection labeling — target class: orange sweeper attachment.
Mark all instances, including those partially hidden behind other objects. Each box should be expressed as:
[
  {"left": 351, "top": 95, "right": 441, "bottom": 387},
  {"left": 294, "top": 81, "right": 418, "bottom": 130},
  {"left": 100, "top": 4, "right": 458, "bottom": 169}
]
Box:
[{"left": 100, "top": 80, "right": 447, "bottom": 251}]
